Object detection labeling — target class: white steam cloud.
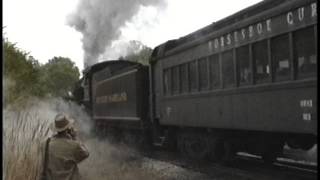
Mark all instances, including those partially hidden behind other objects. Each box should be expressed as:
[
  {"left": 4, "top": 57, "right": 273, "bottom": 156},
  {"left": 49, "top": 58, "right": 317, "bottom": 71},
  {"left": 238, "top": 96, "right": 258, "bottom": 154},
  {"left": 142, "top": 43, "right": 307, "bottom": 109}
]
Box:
[
  {"left": 101, "top": 40, "right": 145, "bottom": 60},
  {"left": 67, "top": 0, "right": 167, "bottom": 68}
]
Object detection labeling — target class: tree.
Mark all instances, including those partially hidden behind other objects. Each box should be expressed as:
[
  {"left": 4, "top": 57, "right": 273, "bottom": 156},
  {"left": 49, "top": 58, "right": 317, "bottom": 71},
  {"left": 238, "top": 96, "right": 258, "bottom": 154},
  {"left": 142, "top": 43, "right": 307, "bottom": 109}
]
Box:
[
  {"left": 119, "top": 41, "right": 153, "bottom": 65},
  {"left": 3, "top": 38, "right": 43, "bottom": 105},
  {"left": 3, "top": 36, "right": 81, "bottom": 106},
  {"left": 41, "top": 57, "right": 80, "bottom": 97}
]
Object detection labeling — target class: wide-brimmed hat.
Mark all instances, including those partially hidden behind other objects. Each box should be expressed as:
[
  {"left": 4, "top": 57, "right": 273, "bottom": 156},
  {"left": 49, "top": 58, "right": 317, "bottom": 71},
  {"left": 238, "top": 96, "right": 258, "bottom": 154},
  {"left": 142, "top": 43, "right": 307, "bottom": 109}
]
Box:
[{"left": 50, "top": 113, "right": 74, "bottom": 132}]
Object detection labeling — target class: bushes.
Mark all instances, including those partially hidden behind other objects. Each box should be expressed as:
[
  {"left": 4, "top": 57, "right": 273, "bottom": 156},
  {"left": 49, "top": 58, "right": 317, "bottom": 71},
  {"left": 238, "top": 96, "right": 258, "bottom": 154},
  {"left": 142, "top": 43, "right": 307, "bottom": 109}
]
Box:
[{"left": 3, "top": 38, "right": 80, "bottom": 106}]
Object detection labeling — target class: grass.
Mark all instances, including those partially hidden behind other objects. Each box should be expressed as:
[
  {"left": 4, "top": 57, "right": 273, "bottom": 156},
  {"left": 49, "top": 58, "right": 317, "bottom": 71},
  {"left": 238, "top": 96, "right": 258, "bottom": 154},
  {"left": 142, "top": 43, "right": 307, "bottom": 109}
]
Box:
[
  {"left": 3, "top": 109, "right": 51, "bottom": 180},
  {"left": 3, "top": 99, "right": 165, "bottom": 180}
]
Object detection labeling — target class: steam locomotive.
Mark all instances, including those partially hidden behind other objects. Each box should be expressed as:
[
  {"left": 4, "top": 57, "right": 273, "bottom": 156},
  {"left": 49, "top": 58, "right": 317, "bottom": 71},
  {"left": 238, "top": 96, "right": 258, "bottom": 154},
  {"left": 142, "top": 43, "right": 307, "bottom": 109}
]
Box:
[{"left": 73, "top": 0, "right": 317, "bottom": 163}]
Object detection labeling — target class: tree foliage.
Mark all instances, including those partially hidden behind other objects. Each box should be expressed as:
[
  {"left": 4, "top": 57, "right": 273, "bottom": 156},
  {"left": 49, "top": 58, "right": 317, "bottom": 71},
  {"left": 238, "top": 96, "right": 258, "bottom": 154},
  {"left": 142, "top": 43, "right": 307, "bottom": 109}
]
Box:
[
  {"left": 4, "top": 39, "right": 43, "bottom": 104},
  {"left": 119, "top": 41, "right": 153, "bottom": 65},
  {"left": 41, "top": 57, "right": 80, "bottom": 97},
  {"left": 3, "top": 38, "right": 80, "bottom": 105}
]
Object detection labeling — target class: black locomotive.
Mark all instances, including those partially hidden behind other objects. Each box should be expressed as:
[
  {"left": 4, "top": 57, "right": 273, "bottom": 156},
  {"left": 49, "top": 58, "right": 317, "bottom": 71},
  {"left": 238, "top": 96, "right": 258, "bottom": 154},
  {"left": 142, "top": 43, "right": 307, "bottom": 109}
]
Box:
[{"left": 73, "top": 0, "right": 317, "bottom": 163}]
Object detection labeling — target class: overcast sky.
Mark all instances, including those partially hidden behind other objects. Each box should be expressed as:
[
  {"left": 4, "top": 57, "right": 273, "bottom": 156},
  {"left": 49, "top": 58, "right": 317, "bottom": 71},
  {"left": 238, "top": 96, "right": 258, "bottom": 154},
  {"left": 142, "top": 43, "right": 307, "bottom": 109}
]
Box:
[{"left": 3, "top": 0, "right": 262, "bottom": 73}]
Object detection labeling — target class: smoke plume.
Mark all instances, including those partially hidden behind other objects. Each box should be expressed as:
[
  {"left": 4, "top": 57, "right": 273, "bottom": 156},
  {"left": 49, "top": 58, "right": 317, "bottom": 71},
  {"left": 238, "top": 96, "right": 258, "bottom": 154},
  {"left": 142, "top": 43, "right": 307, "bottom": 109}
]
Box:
[
  {"left": 67, "top": 0, "right": 167, "bottom": 68},
  {"left": 101, "top": 40, "right": 145, "bottom": 60}
]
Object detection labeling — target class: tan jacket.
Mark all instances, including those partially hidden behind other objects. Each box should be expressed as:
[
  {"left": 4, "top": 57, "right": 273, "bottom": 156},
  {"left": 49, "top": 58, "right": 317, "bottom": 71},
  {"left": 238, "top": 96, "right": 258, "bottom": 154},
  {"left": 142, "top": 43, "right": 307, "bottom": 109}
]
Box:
[{"left": 46, "top": 134, "right": 89, "bottom": 180}]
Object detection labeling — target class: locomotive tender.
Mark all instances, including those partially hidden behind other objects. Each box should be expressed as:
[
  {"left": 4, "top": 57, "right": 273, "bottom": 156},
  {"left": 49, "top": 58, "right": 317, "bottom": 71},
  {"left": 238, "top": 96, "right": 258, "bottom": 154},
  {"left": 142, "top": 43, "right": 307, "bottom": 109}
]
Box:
[{"left": 75, "top": 0, "right": 317, "bottom": 162}]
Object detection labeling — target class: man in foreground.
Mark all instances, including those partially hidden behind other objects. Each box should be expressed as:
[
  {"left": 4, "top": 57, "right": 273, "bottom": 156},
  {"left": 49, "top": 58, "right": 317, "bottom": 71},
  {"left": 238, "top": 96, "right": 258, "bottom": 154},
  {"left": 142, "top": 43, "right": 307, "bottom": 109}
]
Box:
[{"left": 43, "top": 113, "right": 89, "bottom": 180}]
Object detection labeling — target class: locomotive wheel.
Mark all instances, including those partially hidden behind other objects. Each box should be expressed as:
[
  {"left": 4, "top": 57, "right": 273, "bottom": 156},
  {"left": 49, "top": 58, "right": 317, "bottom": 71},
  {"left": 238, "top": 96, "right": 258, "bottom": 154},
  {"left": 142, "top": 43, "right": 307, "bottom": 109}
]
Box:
[
  {"left": 142, "top": 129, "right": 154, "bottom": 151},
  {"left": 185, "top": 134, "right": 209, "bottom": 160},
  {"left": 185, "top": 140, "right": 208, "bottom": 160},
  {"left": 95, "top": 124, "right": 103, "bottom": 139},
  {"left": 297, "top": 140, "right": 315, "bottom": 150},
  {"left": 108, "top": 127, "right": 123, "bottom": 144},
  {"left": 221, "top": 140, "right": 237, "bottom": 164},
  {"left": 178, "top": 132, "right": 209, "bottom": 160},
  {"left": 262, "top": 151, "right": 277, "bottom": 164},
  {"left": 208, "top": 138, "right": 224, "bottom": 162},
  {"left": 286, "top": 137, "right": 316, "bottom": 150},
  {"left": 177, "top": 133, "right": 187, "bottom": 156},
  {"left": 262, "top": 141, "right": 284, "bottom": 164},
  {"left": 94, "top": 122, "right": 106, "bottom": 139},
  {"left": 121, "top": 130, "right": 153, "bottom": 152},
  {"left": 164, "top": 128, "right": 178, "bottom": 151},
  {"left": 136, "top": 131, "right": 153, "bottom": 151}
]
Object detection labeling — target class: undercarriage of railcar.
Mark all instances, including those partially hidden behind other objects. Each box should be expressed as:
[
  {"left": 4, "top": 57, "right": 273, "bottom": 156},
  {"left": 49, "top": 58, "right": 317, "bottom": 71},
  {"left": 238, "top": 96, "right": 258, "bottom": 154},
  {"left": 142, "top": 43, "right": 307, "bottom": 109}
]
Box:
[{"left": 154, "top": 125, "right": 317, "bottom": 164}]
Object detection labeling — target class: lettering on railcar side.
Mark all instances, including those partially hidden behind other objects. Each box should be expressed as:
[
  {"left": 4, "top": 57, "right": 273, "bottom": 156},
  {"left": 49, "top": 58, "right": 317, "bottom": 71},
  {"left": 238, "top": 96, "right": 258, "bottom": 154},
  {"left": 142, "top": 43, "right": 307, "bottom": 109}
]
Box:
[
  {"left": 300, "top": 99, "right": 313, "bottom": 108},
  {"left": 298, "top": 7, "right": 304, "bottom": 21},
  {"left": 257, "top": 23, "right": 263, "bottom": 34},
  {"left": 266, "top": 19, "right": 272, "bottom": 32},
  {"left": 249, "top": 25, "right": 254, "bottom": 37},
  {"left": 234, "top": 31, "right": 239, "bottom": 42},
  {"left": 166, "top": 107, "right": 172, "bottom": 117},
  {"left": 302, "top": 113, "right": 312, "bottom": 121},
  {"left": 287, "top": 12, "right": 294, "bottom": 25},
  {"left": 311, "top": 3, "right": 317, "bottom": 17},
  {"left": 300, "top": 99, "right": 313, "bottom": 121},
  {"left": 206, "top": 2, "right": 316, "bottom": 50},
  {"left": 96, "top": 92, "right": 127, "bottom": 104},
  {"left": 226, "top": 34, "right": 231, "bottom": 45}
]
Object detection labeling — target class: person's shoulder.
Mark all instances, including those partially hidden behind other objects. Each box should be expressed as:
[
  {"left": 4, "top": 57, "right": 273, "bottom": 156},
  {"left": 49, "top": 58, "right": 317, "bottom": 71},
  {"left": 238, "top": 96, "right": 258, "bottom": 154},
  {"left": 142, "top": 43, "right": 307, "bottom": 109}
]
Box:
[
  {"left": 40, "top": 138, "right": 48, "bottom": 147},
  {"left": 51, "top": 136, "right": 75, "bottom": 144},
  {"left": 63, "top": 138, "right": 84, "bottom": 147},
  {"left": 39, "top": 137, "right": 52, "bottom": 153}
]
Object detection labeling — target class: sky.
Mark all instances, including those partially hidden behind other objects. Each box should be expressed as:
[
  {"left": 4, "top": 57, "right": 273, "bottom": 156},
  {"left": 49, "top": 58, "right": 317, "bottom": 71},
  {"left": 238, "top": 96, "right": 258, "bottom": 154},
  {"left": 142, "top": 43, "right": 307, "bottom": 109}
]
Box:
[{"left": 3, "top": 0, "right": 262, "bottom": 74}]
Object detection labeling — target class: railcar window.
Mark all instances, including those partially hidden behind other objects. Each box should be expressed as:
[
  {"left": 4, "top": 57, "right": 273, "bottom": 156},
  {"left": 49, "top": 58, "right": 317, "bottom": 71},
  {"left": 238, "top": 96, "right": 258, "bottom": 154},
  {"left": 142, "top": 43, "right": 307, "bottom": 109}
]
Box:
[
  {"left": 180, "top": 63, "right": 189, "bottom": 93},
  {"left": 172, "top": 66, "right": 180, "bottom": 94},
  {"left": 189, "top": 61, "right": 198, "bottom": 91},
  {"left": 236, "top": 45, "right": 251, "bottom": 85},
  {"left": 163, "top": 69, "right": 171, "bottom": 95},
  {"left": 253, "top": 40, "right": 270, "bottom": 83},
  {"left": 199, "top": 58, "right": 209, "bottom": 90},
  {"left": 222, "top": 50, "right": 235, "bottom": 87},
  {"left": 293, "top": 26, "right": 317, "bottom": 79},
  {"left": 209, "top": 54, "right": 221, "bottom": 89},
  {"left": 271, "top": 34, "right": 291, "bottom": 81}
]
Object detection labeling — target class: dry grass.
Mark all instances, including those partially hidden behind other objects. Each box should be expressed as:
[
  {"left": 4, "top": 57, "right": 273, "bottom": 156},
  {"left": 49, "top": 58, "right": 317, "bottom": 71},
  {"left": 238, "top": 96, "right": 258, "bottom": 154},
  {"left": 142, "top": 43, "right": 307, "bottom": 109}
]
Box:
[
  {"left": 3, "top": 109, "right": 51, "bottom": 180},
  {"left": 3, "top": 99, "right": 166, "bottom": 180}
]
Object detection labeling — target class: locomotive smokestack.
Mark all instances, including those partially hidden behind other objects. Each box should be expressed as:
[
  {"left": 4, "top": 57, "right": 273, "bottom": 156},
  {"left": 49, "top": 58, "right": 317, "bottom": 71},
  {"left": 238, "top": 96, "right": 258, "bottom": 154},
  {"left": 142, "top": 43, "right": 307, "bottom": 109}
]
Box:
[{"left": 67, "top": 0, "right": 167, "bottom": 68}]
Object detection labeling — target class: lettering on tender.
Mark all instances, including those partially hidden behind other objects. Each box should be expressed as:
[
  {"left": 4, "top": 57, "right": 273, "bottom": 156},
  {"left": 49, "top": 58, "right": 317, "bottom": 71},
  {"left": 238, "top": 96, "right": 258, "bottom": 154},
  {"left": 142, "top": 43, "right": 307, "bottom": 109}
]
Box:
[{"left": 96, "top": 92, "right": 127, "bottom": 104}]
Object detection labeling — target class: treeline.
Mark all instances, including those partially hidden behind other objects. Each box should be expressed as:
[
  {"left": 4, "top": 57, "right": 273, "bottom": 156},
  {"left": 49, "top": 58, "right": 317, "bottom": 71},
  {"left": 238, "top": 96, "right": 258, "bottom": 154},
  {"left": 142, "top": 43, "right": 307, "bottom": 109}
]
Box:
[{"left": 3, "top": 37, "right": 80, "bottom": 106}]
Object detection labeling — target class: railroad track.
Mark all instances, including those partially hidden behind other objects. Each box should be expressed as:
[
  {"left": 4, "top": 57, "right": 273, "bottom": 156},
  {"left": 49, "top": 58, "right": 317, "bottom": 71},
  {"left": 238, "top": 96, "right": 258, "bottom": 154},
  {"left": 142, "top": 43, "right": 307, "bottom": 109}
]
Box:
[
  {"left": 235, "top": 153, "right": 317, "bottom": 180},
  {"left": 144, "top": 149, "right": 317, "bottom": 180}
]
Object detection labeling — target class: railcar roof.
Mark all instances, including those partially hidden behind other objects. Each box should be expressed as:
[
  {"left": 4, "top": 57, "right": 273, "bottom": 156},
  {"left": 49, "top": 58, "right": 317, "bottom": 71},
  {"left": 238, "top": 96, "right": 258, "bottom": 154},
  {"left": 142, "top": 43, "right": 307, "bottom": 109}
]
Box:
[
  {"left": 180, "top": 0, "right": 290, "bottom": 44},
  {"left": 82, "top": 60, "right": 139, "bottom": 75},
  {"left": 152, "top": 0, "right": 294, "bottom": 57}
]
